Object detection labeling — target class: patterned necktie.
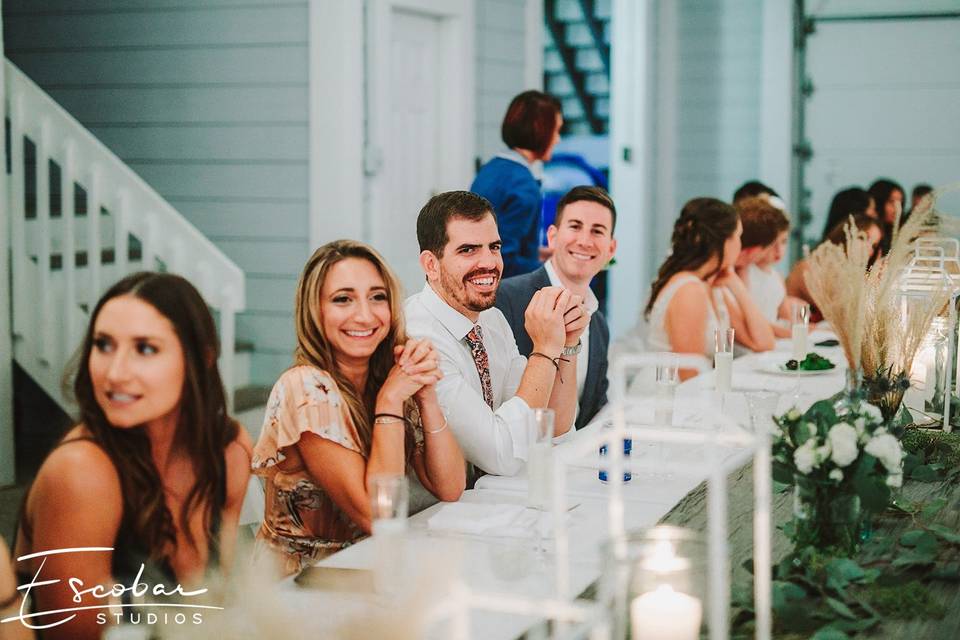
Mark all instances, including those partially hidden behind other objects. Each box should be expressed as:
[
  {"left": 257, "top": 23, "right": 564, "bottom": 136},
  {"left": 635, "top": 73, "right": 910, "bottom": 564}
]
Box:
[{"left": 464, "top": 325, "right": 494, "bottom": 409}]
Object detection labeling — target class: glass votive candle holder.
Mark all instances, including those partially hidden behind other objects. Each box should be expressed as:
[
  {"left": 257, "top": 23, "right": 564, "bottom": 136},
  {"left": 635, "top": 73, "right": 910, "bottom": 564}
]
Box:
[{"left": 601, "top": 526, "right": 707, "bottom": 640}]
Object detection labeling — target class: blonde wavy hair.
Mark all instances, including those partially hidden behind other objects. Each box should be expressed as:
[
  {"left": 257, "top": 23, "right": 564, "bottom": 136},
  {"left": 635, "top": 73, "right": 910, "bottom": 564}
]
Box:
[{"left": 293, "top": 239, "right": 411, "bottom": 453}]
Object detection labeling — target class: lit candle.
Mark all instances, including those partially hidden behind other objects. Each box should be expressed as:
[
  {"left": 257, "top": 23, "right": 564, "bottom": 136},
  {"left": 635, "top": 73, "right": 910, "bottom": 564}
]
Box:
[{"left": 630, "top": 585, "right": 703, "bottom": 640}]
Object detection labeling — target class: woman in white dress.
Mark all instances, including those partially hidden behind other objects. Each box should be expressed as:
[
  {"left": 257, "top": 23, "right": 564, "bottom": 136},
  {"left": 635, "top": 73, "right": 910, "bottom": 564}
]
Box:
[{"left": 645, "top": 198, "right": 774, "bottom": 379}]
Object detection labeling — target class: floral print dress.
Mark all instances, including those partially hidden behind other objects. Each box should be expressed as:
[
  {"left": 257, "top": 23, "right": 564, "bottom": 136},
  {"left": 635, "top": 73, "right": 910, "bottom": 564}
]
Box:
[{"left": 251, "top": 365, "right": 423, "bottom": 576}]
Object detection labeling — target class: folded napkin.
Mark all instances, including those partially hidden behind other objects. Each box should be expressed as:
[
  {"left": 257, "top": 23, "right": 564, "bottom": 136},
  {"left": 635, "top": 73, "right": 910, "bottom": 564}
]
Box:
[
  {"left": 427, "top": 503, "right": 561, "bottom": 539},
  {"left": 427, "top": 503, "right": 527, "bottom": 536}
]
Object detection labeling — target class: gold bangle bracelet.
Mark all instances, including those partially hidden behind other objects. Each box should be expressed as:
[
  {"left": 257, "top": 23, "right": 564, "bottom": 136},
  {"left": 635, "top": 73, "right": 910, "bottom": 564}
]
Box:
[{"left": 424, "top": 417, "right": 448, "bottom": 435}]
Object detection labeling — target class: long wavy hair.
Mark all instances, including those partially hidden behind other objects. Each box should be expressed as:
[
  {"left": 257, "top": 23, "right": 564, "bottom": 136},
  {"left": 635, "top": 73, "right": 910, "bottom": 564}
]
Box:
[
  {"left": 645, "top": 198, "right": 740, "bottom": 318},
  {"left": 70, "top": 272, "right": 237, "bottom": 563},
  {"left": 293, "top": 240, "right": 409, "bottom": 453}
]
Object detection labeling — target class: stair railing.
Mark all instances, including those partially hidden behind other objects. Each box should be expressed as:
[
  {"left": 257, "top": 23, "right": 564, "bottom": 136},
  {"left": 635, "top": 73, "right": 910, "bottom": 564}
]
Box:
[{"left": 5, "top": 60, "right": 244, "bottom": 412}]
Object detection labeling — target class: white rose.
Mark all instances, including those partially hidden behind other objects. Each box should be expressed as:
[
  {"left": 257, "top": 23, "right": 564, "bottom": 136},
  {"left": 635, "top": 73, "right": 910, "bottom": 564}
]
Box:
[
  {"left": 794, "top": 439, "right": 818, "bottom": 475},
  {"left": 828, "top": 422, "right": 860, "bottom": 467},
  {"left": 853, "top": 417, "right": 867, "bottom": 441},
  {"left": 887, "top": 472, "right": 903, "bottom": 488},
  {"left": 830, "top": 469, "right": 844, "bottom": 482},
  {"left": 815, "top": 442, "right": 832, "bottom": 466},
  {"left": 865, "top": 433, "right": 904, "bottom": 472},
  {"left": 861, "top": 403, "right": 883, "bottom": 424}
]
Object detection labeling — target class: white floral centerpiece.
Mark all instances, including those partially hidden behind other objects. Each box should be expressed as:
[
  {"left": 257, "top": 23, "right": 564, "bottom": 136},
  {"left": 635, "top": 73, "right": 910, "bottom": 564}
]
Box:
[{"left": 772, "top": 399, "right": 905, "bottom": 554}]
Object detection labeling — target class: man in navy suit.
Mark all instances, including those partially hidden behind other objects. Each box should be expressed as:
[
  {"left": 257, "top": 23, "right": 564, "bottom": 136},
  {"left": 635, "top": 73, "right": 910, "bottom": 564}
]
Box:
[{"left": 495, "top": 186, "right": 617, "bottom": 429}]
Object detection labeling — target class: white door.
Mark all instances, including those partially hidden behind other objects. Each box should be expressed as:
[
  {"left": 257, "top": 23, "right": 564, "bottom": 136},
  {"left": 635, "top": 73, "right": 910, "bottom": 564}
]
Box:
[
  {"left": 379, "top": 9, "right": 442, "bottom": 293},
  {"left": 366, "top": 0, "right": 474, "bottom": 298},
  {"left": 803, "top": 16, "right": 960, "bottom": 243}
]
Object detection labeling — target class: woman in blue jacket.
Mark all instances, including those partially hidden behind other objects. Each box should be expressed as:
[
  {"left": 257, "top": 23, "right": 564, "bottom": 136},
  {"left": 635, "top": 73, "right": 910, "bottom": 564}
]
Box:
[{"left": 470, "top": 91, "right": 563, "bottom": 278}]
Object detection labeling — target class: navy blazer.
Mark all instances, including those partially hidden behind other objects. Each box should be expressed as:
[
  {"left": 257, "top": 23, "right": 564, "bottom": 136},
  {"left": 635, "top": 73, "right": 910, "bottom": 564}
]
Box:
[{"left": 494, "top": 266, "right": 610, "bottom": 429}]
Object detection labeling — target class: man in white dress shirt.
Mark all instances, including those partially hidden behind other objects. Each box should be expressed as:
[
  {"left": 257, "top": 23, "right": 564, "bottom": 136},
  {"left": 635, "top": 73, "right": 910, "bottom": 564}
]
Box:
[{"left": 405, "top": 191, "right": 588, "bottom": 477}]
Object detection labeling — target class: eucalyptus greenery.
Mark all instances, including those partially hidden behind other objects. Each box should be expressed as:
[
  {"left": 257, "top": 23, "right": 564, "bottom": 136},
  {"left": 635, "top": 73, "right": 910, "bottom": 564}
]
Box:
[{"left": 731, "top": 497, "right": 960, "bottom": 639}]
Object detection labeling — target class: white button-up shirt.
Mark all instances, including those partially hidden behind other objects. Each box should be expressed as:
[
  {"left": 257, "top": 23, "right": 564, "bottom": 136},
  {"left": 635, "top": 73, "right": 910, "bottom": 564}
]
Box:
[{"left": 405, "top": 283, "right": 569, "bottom": 476}]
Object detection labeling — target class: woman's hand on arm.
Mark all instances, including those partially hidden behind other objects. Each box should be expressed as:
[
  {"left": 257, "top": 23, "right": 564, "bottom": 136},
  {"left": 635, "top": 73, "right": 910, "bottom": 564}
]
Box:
[
  {"left": 716, "top": 268, "right": 775, "bottom": 352},
  {"left": 25, "top": 443, "right": 122, "bottom": 640},
  {"left": 399, "top": 339, "right": 465, "bottom": 500}
]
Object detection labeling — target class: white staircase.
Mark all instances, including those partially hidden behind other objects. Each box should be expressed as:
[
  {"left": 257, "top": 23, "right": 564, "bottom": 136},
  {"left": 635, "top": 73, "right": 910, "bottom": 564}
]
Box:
[{"left": 4, "top": 59, "right": 245, "bottom": 414}]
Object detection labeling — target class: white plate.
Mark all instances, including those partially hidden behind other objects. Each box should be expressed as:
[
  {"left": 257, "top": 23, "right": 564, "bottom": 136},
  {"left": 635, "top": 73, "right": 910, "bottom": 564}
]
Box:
[{"left": 759, "top": 356, "right": 839, "bottom": 376}]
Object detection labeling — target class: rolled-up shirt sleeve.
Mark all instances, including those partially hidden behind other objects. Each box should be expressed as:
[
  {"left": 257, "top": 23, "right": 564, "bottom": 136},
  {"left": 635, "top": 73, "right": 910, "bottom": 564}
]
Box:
[{"left": 433, "top": 340, "right": 532, "bottom": 477}]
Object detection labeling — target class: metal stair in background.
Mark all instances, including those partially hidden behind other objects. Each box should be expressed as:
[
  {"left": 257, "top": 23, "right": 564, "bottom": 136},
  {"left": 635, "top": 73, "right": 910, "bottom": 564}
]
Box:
[{"left": 544, "top": 0, "right": 611, "bottom": 135}]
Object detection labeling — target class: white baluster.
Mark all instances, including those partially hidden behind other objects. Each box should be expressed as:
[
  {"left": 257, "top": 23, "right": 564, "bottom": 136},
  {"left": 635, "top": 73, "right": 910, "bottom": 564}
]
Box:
[
  {"left": 114, "top": 189, "right": 130, "bottom": 275},
  {"left": 36, "top": 118, "right": 53, "bottom": 365},
  {"left": 61, "top": 139, "right": 79, "bottom": 348},
  {"left": 142, "top": 213, "right": 156, "bottom": 272},
  {"left": 86, "top": 165, "right": 102, "bottom": 305},
  {"left": 219, "top": 294, "right": 236, "bottom": 414},
  {"left": 8, "top": 90, "right": 26, "bottom": 340}
]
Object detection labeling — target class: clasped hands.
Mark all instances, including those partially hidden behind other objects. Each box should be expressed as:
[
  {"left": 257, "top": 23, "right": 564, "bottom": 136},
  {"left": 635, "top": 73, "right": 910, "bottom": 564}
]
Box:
[
  {"left": 523, "top": 286, "right": 590, "bottom": 356},
  {"left": 380, "top": 338, "right": 443, "bottom": 404}
]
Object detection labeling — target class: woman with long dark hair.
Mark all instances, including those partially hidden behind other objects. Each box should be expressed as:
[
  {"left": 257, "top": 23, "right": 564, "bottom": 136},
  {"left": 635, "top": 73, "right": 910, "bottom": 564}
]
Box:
[
  {"left": 252, "top": 240, "right": 465, "bottom": 575},
  {"left": 821, "top": 187, "right": 876, "bottom": 241},
  {"left": 645, "top": 198, "right": 774, "bottom": 378},
  {"left": 14, "top": 272, "right": 252, "bottom": 639},
  {"left": 869, "top": 178, "right": 905, "bottom": 254}
]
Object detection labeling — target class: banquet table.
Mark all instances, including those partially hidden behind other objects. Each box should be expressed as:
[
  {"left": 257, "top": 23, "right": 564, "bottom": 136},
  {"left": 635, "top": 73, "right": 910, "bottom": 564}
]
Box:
[{"left": 290, "top": 335, "right": 863, "bottom": 638}]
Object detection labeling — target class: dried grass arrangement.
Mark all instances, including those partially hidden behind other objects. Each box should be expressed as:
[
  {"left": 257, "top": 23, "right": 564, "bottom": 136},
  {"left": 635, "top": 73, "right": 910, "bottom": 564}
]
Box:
[{"left": 805, "top": 186, "right": 956, "bottom": 422}]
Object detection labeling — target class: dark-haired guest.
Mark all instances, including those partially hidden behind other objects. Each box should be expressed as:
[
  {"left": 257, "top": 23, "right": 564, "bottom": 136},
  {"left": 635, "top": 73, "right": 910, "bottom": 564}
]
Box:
[
  {"left": 732, "top": 180, "right": 779, "bottom": 204},
  {"left": 907, "top": 183, "right": 934, "bottom": 222},
  {"left": 470, "top": 90, "right": 563, "bottom": 278},
  {"left": 734, "top": 196, "right": 799, "bottom": 338},
  {"left": 646, "top": 198, "right": 774, "bottom": 379},
  {"left": 496, "top": 186, "right": 617, "bottom": 429},
  {"left": 14, "top": 272, "right": 252, "bottom": 639},
  {"left": 787, "top": 214, "right": 882, "bottom": 316},
  {"left": 252, "top": 240, "right": 465, "bottom": 576},
  {"left": 821, "top": 187, "right": 876, "bottom": 241},
  {"left": 869, "top": 178, "right": 905, "bottom": 254}
]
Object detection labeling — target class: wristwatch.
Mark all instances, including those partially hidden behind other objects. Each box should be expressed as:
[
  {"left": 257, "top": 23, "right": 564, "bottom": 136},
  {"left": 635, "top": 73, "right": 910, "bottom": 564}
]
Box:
[{"left": 561, "top": 340, "right": 582, "bottom": 357}]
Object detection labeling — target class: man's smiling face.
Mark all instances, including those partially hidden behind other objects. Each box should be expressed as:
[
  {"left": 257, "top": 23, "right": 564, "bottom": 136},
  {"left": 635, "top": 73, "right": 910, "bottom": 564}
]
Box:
[
  {"left": 547, "top": 200, "right": 617, "bottom": 285},
  {"left": 431, "top": 214, "right": 503, "bottom": 317}
]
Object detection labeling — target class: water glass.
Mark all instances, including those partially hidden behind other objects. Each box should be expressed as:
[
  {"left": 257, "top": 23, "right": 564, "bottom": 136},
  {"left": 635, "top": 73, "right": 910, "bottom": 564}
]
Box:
[
  {"left": 368, "top": 474, "right": 409, "bottom": 594},
  {"left": 745, "top": 391, "right": 780, "bottom": 435},
  {"left": 527, "top": 408, "right": 555, "bottom": 510},
  {"left": 655, "top": 356, "right": 680, "bottom": 426},
  {"left": 714, "top": 327, "right": 735, "bottom": 392},
  {"left": 791, "top": 302, "right": 810, "bottom": 362}
]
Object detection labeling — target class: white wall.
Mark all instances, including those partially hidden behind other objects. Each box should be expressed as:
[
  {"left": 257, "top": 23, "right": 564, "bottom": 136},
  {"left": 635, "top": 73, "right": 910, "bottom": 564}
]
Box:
[
  {"left": 474, "top": 0, "right": 541, "bottom": 166},
  {"left": 3, "top": 0, "right": 311, "bottom": 384}
]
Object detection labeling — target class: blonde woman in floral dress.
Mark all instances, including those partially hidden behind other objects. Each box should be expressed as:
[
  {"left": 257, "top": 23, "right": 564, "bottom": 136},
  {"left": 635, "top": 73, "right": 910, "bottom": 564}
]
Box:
[{"left": 252, "top": 240, "right": 466, "bottom": 575}]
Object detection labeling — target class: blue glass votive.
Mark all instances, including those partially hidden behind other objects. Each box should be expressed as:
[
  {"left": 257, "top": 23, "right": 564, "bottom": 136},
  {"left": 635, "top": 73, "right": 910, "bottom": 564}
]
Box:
[{"left": 599, "top": 437, "right": 632, "bottom": 483}]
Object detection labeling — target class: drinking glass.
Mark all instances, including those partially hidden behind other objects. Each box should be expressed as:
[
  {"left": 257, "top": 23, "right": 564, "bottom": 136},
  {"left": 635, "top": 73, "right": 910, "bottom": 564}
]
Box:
[
  {"left": 714, "top": 328, "right": 735, "bottom": 392},
  {"left": 791, "top": 302, "right": 810, "bottom": 362},
  {"left": 527, "top": 408, "right": 555, "bottom": 510},
  {"left": 368, "top": 474, "right": 409, "bottom": 594},
  {"left": 655, "top": 356, "right": 680, "bottom": 426},
  {"left": 745, "top": 391, "right": 780, "bottom": 435}
]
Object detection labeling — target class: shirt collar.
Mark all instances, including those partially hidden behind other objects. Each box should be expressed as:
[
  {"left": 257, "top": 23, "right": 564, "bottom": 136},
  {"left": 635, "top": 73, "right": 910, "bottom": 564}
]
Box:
[
  {"left": 495, "top": 148, "right": 543, "bottom": 181},
  {"left": 419, "top": 282, "right": 477, "bottom": 341},
  {"left": 544, "top": 259, "right": 600, "bottom": 315}
]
